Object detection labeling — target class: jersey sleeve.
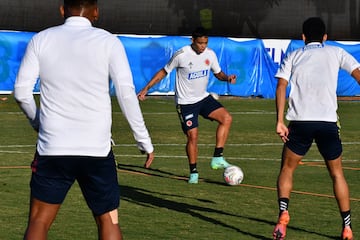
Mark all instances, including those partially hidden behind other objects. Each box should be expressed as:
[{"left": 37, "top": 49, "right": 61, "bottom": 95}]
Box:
[
  {"left": 275, "top": 52, "right": 294, "bottom": 82},
  {"left": 210, "top": 50, "right": 221, "bottom": 74},
  {"left": 14, "top": 36, "right": 40, "bottom": 123},
  {"left": 110, "top": 37, "right": 154, "bottom": 153},
  {"left": 338, "top": 48, "right": 360, "bottom": 73},
  {"left": 164, "top": 48, "right": 182, "bottom": 73}
]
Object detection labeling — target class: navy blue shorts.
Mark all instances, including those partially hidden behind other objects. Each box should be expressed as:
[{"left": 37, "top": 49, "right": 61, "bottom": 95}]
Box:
[
  {"left": 176, "top": 95, "right": 223, "bottom": 134},
  {"left": 286, "top": 121, "right": 342, "bottom": 160},
  {"left": 30, "top": 150, "right": 120, "bottom": 216}
]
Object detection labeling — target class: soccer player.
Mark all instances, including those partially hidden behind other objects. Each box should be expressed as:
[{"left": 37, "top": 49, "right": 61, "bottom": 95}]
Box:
[
  {"left": 14, "top": 0, "right": 154, "bottom": 239},
  {"left": 273, "top": 17, "right": 360, "bottom": 240},
  {"left": 137, "top": 27, "right": 236, "bottom": 184}
]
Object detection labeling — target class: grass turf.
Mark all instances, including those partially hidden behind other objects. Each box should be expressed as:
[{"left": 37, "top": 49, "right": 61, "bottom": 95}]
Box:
[{"left": 0, "top": 95, "right": 359, "bottom": 239}]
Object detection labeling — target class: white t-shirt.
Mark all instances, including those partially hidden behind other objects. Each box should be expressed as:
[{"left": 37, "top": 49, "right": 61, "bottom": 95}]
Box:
[
  {"left": 275, "top": 42, "right": 360, "bottom": 122},
  {"left": 164, "top": 45, "right": 221, "bottom": 105},
  {"left": 14, "top": 17, "right": 153, "bottom": 156}
]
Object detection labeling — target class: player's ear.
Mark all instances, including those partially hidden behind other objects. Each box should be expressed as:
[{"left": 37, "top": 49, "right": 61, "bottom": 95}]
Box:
[
  {"left": 59, "top": 5, "right": 65, "bottom": 18},
  {"left": 322, "top": 34, "right": 328, "bottom": 42},
  {"left": 93, "top": 7, "right": 99, "bottom": 21},
  {"left": 301, "top": 33, "right": 306, "bottom": 42}
]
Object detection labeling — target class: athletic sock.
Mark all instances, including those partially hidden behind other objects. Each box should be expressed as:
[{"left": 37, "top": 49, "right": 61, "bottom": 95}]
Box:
[
  {"left": 341, "top": 210, "right": 352, "bottom": 228},
  {"left": 189, "top": 163, "right": 198, "bottom": 173},
  {"left": 213, "top": 147, "right": 224, "bottom": 157},
  {"left": 278, "top": 198, "right": 289, "bottom": 216}
]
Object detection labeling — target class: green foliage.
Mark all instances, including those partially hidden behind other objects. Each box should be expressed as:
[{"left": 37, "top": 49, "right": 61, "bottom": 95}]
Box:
[{"left": 0, "top": 95, "right": 359, "bottom": 239}]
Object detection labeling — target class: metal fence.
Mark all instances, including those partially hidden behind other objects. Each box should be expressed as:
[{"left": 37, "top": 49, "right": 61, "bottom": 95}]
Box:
[{"left": 0, "top": 0, "right": 359, "bottom": 40}]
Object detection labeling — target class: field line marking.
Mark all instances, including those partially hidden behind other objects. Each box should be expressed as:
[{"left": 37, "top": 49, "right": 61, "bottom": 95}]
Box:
[
  {"left": 117, "top": 170, "right": 360, "bottom": 202},
  {"left": 2, "top": 165, "right": 359, "bottom": 202},
  {"left": 239, "top": 184, "right": 360, "bottom": 202},
  {"left": 0, "top": 142, "right": 359, "bottom": 148},
  {"left": 3, "top": 111, "right": 276, "bottom": 115}
]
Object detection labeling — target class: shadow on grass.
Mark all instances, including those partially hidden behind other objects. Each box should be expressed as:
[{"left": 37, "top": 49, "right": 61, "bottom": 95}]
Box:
[
  {"left": 118, "top": 164, "right": 338, "bottom": 240},
  {"left": 120, "top": 184, "right": 272, "bottom": 239},
  {"left": 118, "top": 163, "right": 228, "bottom": 186}
]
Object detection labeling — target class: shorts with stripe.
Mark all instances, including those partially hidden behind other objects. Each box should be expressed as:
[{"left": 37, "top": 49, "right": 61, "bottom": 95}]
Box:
[{"left": 176, "top": 94, "right": 223, "bottom": 134}]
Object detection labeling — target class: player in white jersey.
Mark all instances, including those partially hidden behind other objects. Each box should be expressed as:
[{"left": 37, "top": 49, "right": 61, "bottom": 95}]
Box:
[
  {"left": 14, "top": 1, "right": 154, "bottom": 239},
  {"left": 273, "top": 17, "right": 360, "bottom": 240},
  {"left": 138, "top": 27, "right": 236, "bottom": 184}
]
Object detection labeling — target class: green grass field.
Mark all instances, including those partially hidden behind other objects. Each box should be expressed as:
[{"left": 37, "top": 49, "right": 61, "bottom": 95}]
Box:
[{"left": 0, "top": 95, "right": 359, "bottom": 240}]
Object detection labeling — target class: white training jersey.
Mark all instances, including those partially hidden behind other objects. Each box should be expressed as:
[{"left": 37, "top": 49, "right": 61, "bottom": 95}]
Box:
[
  {"left": 164, "top": 45, "right": 221, "bottom": 105},
  {"left": 275, "top": 42, "right": 360, "bottom": 122},
  {"left": 14, "top": 17, "right": 153, "bottom": 156}
]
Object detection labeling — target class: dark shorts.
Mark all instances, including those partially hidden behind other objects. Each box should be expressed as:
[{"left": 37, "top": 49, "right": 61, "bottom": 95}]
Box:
[
  {"left": 176, "top": 95, "right": 223, "bottom": 134},
  {"left": 30, "top": 150, "right": 120, "bottom": 216},
  {"left": 286, "top": 121, "right": 342, "bottom": 160}
]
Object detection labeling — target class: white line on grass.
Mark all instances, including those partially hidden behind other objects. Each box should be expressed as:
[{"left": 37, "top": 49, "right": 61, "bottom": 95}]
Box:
[
  {"left": 0, "top": 142, "right": 360, "bottom": 148},
  {"left": 4, "top": 111, "right": 276, "bottom": 115},
  {"left": 114, "top": 154, "right": 359, "bottom": 163}
]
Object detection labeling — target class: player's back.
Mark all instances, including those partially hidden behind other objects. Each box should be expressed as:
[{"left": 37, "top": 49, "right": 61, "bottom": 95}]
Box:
[{"left": 31, "top": 17, "right": 118, "bottom": 156}]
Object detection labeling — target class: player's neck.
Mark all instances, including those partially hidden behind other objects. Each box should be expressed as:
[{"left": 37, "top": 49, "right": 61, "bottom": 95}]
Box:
[{"left": 190, "top": 44, "right": 202, "bottom": 55}]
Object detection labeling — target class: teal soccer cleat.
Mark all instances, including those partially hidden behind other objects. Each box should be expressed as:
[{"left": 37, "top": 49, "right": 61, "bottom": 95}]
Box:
[
  {"left": 211, "top": 156, "right": 231, "bottom": 169},
  {"left": 188, "top": 173, "right": 199, "bottom": 184}
]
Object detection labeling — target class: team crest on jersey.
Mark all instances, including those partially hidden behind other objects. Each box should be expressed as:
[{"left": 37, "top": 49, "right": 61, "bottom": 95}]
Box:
[
  {"left": 186, "top": 120, "right": 193, "bottom": 127},
  {"left": 205, "top": 59, "right": 210, "bottom": 65}
]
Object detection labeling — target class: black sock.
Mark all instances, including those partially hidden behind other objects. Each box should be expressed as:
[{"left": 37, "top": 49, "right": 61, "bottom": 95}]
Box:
[
  {"left": 189, "top": 164, "right": 198, "bottom": 173},
  {"left": 341, "top": 210, "right": 351, "bottom": 228},
  {"left": 278, "top": 198, "right": 289, "bottom": 215},
  {"left": 213, "top": 147, "right": 224, "bottom": 157}
]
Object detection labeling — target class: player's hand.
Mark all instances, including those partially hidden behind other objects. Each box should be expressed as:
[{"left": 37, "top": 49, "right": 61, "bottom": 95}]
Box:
[
  {"left": 137, "top": 89, "right": 148, "bottom": 101},
  {"left": 228, "top": 75, "right": 236, "bottom": 84},
  {"left": 144, "top": 152, "right": 154, "bottom": 168},
  {"left": 29, "top": 110, "right": 40, "bottom": 132},
  {"left": 276, "top": 122, "right": 289, "bottom": 143}
]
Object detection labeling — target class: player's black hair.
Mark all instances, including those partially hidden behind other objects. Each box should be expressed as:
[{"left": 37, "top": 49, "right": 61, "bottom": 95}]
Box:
[
  {"left": 64, "top": 0, "right": 97, "bottom": 8},
  {"left": 302, "top": 17, "right": 326, "bottom": 44},
  {"left": 192, "top": 27, "right": 208, "bottom": 39},
  {"left": 63, "top": 0, "right": 97, "bottom": 19}
]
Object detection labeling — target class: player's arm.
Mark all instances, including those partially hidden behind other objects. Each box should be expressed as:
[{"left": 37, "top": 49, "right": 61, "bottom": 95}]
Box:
[
  {"left": 13, "top": 38, "right": 40, "bottom": 132},
  {"left": 351, "top": 68, "right": 360, "bottom": 85},
  {"left": 275, "top": 78, "right": 289, "bottom": 143},
  {"left": 214, "top": 71, "right": 236, "bottom": 84},
  {"left": 110, "top": 38, "right": 154, "bottom": 162},
  {"left": 137, "top": 68, "right": 168, "bottom": 101}
]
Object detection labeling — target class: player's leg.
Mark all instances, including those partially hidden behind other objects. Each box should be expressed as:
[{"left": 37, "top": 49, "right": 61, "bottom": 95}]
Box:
[
  {"left": 201, "top": 96, "right": 232, "bottom": 169},
  {"left": 23, "top": 198, "right": 61, "bottom": 240},
  {"left": 273, "top": 146, "right": 302, "bottom": 240},
  {"left": 186, "top": 127, "right": 200, "bottom": 183},
  {"left": 208, "top": 106, "right": 232, "bottom": 150},
  {"left": 316, "top": 121, "right": 352, "bottom": 239},
  {"left": 94, "top": 209, "right": 123, "bottom": 240},
  {"left": 80, "top": 151, "right": 122, "bottom": 238},
  {"left": 209, "top": 107, "right": 232, "bottom": 169},
  {"left": 273, "top": 121, "right": 313, "bottom": 240},
  {"left": 325, "top": 156, "right": 352, "bottom": 239},
  {"left": 24, "top": 153, "right": 74, "bottom": 240},
  {"left": 186, "top": 127, "right": 199, "bottom": 166},
  {"left": 325, "top": 156, "right": 351, "bottom": 215},
  {"left": 277, "top": 146, "right": 303, "bottom": 203},
  {"left": 176, "top": 104, "right": 200, "bottom": 183}
]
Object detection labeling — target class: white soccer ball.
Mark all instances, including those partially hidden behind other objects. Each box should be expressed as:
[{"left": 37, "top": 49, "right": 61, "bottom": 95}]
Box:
[{"left": 223, "top": 165, "right": 244, "bottom": 186}]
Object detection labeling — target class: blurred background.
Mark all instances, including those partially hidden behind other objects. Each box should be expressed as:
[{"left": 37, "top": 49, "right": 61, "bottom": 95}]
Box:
[{"left": 0, "top": 0, "right": 359, "bottom": 40}]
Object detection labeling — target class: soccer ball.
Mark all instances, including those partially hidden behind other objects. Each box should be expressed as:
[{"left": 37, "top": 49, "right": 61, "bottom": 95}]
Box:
[{"left": 223, "top": 165, "right": 244, "bottom": 186}]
